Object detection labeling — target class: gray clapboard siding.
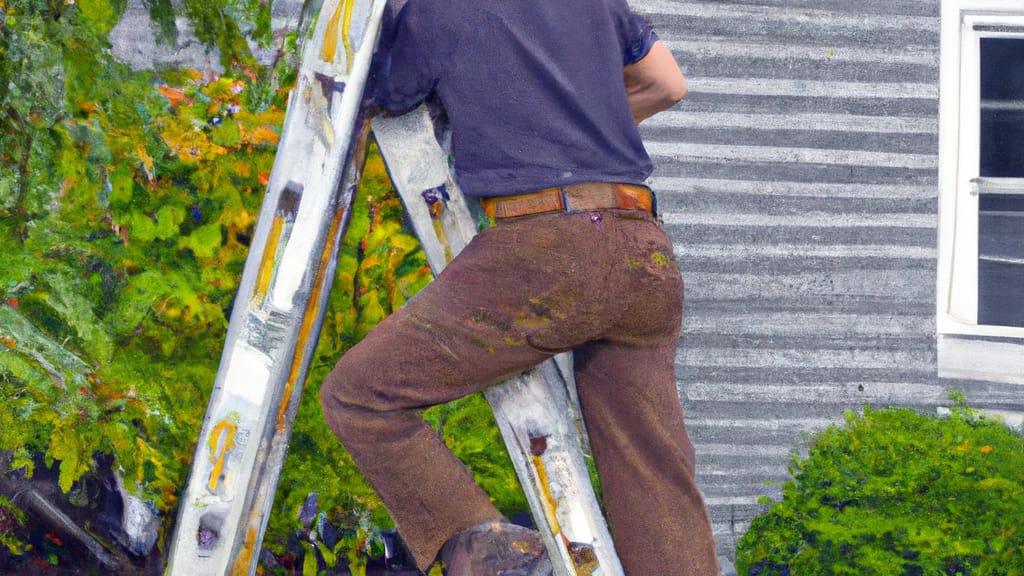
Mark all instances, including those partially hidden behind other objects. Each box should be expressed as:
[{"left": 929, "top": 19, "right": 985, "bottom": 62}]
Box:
[{"left": 631, "top": 0, "right": 964, "bottom": 562}]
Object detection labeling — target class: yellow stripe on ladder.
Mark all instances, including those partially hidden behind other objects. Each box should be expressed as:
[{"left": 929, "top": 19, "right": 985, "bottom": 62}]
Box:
[
  {"left": 341, "top": 0, "right": 357, "bottom": 71},
  {"left": 320, "top": 1, "right": 344, "bottom": 65},
  {"left": 251, "top": 215, "right": 286, "bottom": 307},
  {"left": 320, "top": 0, "right": 358, "bottom": 71}
]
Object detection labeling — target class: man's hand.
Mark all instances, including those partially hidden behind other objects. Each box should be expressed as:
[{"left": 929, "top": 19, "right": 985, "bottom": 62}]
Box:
[{"left": 624, "top": 40, "right": 687, "bottom": 124}]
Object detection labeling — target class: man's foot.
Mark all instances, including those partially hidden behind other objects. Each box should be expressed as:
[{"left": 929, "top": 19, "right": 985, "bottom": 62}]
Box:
[{"left": 439, "top": 519, "right": 552, "bottom": 576}]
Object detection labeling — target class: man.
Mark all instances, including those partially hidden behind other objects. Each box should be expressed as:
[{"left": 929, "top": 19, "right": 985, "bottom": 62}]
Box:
[{"left": 320, "top": 0, "right": 719, "bottom": 573}]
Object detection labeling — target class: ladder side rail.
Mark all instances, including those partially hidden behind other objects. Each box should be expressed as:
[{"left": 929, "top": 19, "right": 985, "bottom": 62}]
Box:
[
  {"left": 229, "top": 123, "right": 372, "bottom": 574},
  {"left": 165, "top": 0, "right": 388, "bottom": 572}
]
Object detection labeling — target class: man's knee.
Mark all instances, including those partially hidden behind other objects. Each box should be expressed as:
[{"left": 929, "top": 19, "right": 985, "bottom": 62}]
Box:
[{"left": 319, "top": 356, "right": 375, "bottom": 432}]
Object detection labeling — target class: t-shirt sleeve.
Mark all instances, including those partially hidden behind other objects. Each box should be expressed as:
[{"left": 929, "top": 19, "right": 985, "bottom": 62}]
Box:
[
  {"left": 621, "top": 12, "right": 660, "bottom": 66},
  {"left": 370, "top": 3, "right": 438, "bottom": 115}
]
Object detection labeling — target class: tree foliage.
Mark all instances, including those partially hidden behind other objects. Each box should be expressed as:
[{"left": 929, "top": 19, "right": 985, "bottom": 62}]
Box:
[
  {"left": 0, "top": 0, "right": 524, "bottom": 570},
  {"left": 736, "top": 400, "right": 1024, "bottom": 576}
]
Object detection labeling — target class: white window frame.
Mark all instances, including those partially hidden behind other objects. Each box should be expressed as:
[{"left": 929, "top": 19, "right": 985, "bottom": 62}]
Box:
[{"left": 938, "top": 0, "right": 1024, "bottom": 338}]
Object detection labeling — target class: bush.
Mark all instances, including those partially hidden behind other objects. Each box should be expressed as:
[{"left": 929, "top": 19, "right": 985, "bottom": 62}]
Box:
[
  {"left": 1, "top": 0, "right": 525, "bottom": 571},
  {"left": 736, "top": 401, "right": 1024, "bottom": 576}
]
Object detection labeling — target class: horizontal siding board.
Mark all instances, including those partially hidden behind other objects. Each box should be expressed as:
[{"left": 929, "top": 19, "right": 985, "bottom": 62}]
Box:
[
  {"left": 683, "top": 310, "right": 934, "bottom": 337},
  {"left": 679, "top": 399, "right": 936, "bottom": 423},
  {"left": 662, "top": 38, "right": 940, "bottom": 67},
  {"left": 675, "top": 252, "right": 936, "bottom": 273},
  {"left": 649, "top": 111, "right": 939, "bottom": 133},
  {"left": 654, "top": 178, "right": 938, "bottom": 199},
  {"left": 676, "top": 346, "right": 935, "bottom": 372},
  {"left": 684, "top": 332, "right": 937, "bottom": 352},
  {"left": 688, "top": 297, "right": 937, "bottom": 314},
  {"left": 641, "top": 0, "right": 938, "bottom": 22},
  {"left": 661, "top": 193, "right": 939, "bottom": 214},
  {"left": 647, "top": 142, "right": 938, "bottom": 169},
  {"left": 680, "top": 269, "right": 936, "bottom": 301},
  {"left": 679, "top": 92, "right": 940, "bottom": 118},
  {"left": 659, "top": 184, "right": 937, "bottom": 204},
  {"left": 686, "top": 77, "right": 938, "bottom": 99},
  {"left": 681, "top": 368, "right": 939, "bottom": 392},
  {"left": 684, "top": 382, "right": 948, "bottom": 408},
  {"left": 662, "top": 200, "right": 936, "bottom": 224},
  {"left": 645, "top": 127, "right": 939, "bottom": 155},
  {"left": 645, "top": 9, "right": 939, "bottom": 48},
  {"left": 667, "top": 226, "right": 937, "bottom": 249},
  {"left": 677, "top": 55, "right": 939, "bottom": 84},
  {"left": 698, "top": 455, "right": 793, "bottom": 480},
  {"left": 652, "top": 159, "right": 937, "bottom": 184},
  {"left": 700, "top": 0, "right": 938, "bottom": 17}
]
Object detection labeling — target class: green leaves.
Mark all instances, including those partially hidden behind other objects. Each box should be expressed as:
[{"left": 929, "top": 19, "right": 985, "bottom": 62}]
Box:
[
  {"left": 0, "top": 0, "right": 67, "bottom": 217},
  {"left": 0, "top": 495, "right": 31, "bottom": 556},
  {"left": 156, "top": 204, "right": 187, "bottom": 240},
  {"left": 736, "top": 403, "right": 1024, "bottom": 575},
  {"left": 0, "top": 0, "right": 526, "bottom": 570},
  {"left": 48, "top": 423, "right": 94, "bottom": 494},
  {"left": 1, "top": 0, "right": 276, "bottom": 538},
  {"left": 179, "top": 222, "right": 224, "bottom": 259},
  {"left": 72, "top": 0, "right": 123, "bottom": 36}
]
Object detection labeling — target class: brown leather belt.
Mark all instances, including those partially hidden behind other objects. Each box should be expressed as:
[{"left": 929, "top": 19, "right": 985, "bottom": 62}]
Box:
[{"left": 480, "top": 182, "right": 653, "bottom": 220}]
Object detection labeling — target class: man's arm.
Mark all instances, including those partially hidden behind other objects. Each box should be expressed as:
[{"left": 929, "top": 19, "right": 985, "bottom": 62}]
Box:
[
  {"left": 623, "top": 40, "right": 687, "bottom": 123},
  {"left": 367, "top": 1, "right": 437, "bottom": 118}
]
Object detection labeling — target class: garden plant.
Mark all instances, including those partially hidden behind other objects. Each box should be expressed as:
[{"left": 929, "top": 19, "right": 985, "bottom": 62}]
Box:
[
  {"left": 0, "top": 0, "right": 525, "bottom": 572},
  {"left": 736, "top": 397, "right": 1024, "bottom": 576}
]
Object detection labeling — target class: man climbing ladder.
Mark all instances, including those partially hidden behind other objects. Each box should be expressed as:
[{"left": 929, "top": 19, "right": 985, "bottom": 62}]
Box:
[{"left": 319, "top": 0, "right": 719, "bottom": 573}]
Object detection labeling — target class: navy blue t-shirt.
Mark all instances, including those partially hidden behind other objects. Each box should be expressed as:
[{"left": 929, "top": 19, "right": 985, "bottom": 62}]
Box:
[{"left": 371, "top": 0, "right": 659, "bottom": 198}]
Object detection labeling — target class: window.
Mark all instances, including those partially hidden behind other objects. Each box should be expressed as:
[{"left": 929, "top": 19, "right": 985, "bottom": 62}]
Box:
[{"left": 938, "top": 1, "right": 1024, "bottom": 337}]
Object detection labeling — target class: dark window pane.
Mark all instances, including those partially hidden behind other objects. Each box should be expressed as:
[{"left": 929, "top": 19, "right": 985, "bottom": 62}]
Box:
[
  {"left": 978, "top": 258, "right": 1024, "bottom": 327},
  {"left": 979, "top": 38, "right": 1024, "bottom": 178},
  {"left": 978, "top": 192, "right": 1024, "bottom": 328}
]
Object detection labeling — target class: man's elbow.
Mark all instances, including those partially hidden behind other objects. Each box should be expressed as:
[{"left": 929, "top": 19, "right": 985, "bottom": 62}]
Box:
[
  {"left": 652, "top": 73, "right": 687, "bottom": 114},
  {"left": 663, "top": 75, "right": 688, "bottom": 106}
]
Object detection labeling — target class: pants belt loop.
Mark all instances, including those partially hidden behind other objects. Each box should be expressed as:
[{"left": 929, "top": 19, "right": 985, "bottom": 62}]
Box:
[{"left": 559, "top": 186, "right": 570, "bottom": 213}]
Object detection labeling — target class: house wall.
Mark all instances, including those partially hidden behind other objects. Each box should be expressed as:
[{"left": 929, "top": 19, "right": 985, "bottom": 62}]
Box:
[{"left": 634, "top": 0, "right": 1023, "bottom": 565}]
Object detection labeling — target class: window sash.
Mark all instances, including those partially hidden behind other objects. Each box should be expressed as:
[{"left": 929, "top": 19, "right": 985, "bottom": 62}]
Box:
[{"left": 938, "top": 4, "right": 1024, "bottom": 337}]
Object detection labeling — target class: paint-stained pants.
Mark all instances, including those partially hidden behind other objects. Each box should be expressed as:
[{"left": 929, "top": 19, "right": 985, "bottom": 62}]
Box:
[{"left": 320, "top": 208, "right": 719, "bottom": 575}]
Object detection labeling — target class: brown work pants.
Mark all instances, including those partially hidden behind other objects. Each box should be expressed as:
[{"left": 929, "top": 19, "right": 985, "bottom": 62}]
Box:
[{"left": 320, "top": 208, "right": 719, "bottom": 575}]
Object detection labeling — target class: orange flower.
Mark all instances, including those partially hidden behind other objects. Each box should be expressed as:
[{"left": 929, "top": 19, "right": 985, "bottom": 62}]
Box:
[
  {"left": 158, "top": 85, "right": 186, "bottom": 107},
  {"left": 249, "top": 126, "right": 280, "bottom": 145},
  {"left": 980, "top": 445, "right": 993, "bottom": 454}
]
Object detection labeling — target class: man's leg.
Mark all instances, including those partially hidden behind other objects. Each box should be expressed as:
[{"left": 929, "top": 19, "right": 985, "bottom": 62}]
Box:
[
  {"left": 574, "top": 340, "right": 719, "bottom": 575},
  {"left": 319, "top": 289, "right": 555, "bottom": 569},
  {"left": 320, "top": 214, "right": 589, "bottom": 570},
  {"left": 565, "top": 209, "right": 718, "bottom": 575}
]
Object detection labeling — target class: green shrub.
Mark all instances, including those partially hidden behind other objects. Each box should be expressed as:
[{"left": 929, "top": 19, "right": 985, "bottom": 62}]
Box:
[
  {"left": 1, "top": 0, "right": 526, "bottom": 569},
  {"left": 736, "top": 402, "right": 1024, "bottom": 575}
]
